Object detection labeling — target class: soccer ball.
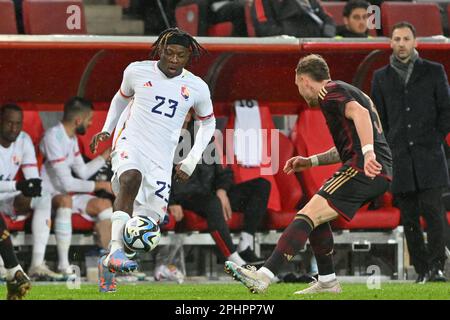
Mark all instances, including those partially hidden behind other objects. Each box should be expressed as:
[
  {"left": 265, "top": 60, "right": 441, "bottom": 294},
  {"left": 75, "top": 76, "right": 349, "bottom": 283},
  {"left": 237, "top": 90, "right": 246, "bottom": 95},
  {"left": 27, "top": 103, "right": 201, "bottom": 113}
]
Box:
[{"left": 123, "top": 215, "right": 161, "bottom": 253}]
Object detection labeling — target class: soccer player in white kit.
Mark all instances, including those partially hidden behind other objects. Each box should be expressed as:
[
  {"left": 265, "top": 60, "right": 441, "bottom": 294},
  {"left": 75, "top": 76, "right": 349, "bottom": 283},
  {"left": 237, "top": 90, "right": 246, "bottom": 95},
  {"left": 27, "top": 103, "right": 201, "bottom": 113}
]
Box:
[
  {"left": 90, "top": 28, "right": 216, "bottom": 292},
  {"left": 0, "top": 104, "right": 45, "bottom": 298}
]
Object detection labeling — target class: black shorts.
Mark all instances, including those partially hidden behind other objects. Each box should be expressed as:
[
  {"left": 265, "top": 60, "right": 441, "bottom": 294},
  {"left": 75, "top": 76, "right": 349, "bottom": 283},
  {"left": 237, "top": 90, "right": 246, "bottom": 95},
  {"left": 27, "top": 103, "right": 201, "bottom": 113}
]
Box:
[{"left": 317, "top": 165, "right": 390, "bottom": 221}]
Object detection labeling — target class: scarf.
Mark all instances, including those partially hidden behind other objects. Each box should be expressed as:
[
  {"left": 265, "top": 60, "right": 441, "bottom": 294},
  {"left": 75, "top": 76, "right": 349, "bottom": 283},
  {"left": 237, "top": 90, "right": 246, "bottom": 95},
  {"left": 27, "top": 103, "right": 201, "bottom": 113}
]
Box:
[{"left": 389, "top": 49, "right": 419, "bottom": 85}]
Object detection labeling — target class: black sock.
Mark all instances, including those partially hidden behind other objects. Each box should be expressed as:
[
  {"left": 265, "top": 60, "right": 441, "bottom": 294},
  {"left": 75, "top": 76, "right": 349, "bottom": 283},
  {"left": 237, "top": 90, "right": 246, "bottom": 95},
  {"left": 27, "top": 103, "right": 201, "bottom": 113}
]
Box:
[
  {"left": 309, "top": 222, "right": 335, "bottom": 276},
  {"left": 0, "top": 216, "right": 19, "bottom": 268},
  {"left": 264, "top": 214, "right": 314, "bottom": 275}
]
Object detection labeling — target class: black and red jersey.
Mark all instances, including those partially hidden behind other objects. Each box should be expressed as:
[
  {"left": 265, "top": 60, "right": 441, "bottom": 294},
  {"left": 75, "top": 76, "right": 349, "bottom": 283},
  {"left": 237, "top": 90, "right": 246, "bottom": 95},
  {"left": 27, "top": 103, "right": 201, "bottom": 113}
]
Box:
[{"left": 318, "top": 80, "right": 393, "bottom": 179}]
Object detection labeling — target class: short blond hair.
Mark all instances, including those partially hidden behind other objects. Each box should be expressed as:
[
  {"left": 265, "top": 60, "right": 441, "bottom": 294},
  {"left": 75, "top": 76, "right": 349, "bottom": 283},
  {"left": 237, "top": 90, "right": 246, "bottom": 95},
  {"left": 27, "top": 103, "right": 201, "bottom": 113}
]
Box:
[{"left": 296, "top": 54, "right": 330, "bottom": 81}]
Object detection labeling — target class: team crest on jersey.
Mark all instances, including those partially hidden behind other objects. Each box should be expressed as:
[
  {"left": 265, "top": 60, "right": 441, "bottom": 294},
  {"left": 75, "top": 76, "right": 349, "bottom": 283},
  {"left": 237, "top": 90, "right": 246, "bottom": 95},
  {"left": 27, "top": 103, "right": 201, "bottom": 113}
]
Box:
[
  {"left": 12, "top": 155, "right": 21, "bottom": 166},
  {"left": 120, "top": 151, "right": 129, "bottom": 160},
  {"left": 143, "top": 81, "right": 152, "bottom": 87},
  {"left": 181, "top": 85, "right": 190, "bottom": 101}
]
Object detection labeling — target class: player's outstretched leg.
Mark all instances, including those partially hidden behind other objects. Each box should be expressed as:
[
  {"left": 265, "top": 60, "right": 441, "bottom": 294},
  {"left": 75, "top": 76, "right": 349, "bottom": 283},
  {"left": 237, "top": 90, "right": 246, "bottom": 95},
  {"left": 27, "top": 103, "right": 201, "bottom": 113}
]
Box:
[{"left": 98, "top": 253, "right": 117, "bottom": 293}]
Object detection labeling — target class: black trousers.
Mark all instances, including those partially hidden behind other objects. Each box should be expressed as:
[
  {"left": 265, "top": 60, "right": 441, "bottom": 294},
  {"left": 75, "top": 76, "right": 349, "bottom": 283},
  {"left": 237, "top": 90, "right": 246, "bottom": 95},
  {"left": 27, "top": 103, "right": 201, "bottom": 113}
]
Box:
[
  {"left": 395, "top": 188, "right": 447, "bottom": 274},
  {"left": 179, "top": 178, "right": 270, "bottom": 258}
]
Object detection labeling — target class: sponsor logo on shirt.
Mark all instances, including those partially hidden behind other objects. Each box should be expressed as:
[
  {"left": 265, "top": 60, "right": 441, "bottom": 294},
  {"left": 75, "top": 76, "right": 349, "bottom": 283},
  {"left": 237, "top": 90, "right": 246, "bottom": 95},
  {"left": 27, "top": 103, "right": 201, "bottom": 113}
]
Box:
[{"left": 144, "top": 81, "right": 152, "bottom": 87}]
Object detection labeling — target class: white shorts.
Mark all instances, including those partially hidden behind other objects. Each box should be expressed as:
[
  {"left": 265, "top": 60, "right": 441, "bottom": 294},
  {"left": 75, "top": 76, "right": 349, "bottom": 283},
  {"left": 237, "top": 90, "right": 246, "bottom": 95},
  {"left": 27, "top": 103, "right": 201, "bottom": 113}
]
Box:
[
  {"left": 111, "top": 145, "right": 171, "bottom": 223},
  {"left": 71, "top": 194, "right": 96, "bottom": 222},
  {"left": 0, "top": 191, "right": 20, "bottom": 216}
]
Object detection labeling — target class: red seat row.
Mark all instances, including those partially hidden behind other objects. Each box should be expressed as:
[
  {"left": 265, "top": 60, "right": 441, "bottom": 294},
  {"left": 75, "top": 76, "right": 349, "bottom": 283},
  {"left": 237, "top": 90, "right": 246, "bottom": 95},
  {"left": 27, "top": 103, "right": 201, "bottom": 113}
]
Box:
[
  {"left": 174, "top": 1, "right": 446, "bottom": 37},
  {"left": 0, "top": 0, "right": 86, "bottom": 35}
]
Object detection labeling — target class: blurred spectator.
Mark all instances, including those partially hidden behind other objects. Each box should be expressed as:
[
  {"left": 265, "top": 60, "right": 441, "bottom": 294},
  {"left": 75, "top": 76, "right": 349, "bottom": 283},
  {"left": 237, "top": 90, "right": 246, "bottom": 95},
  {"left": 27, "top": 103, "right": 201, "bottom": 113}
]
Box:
[
  {"left": 169, "top": 112, "right": 270, "bottom": 266},
  {"left": 251, "top": 0, "right": 335, "bottom": 37},
  {"left": 371, "top": 22, "right": 450, "bottom": 283},
  {"left": 336, "top": 0, "right": 370, "bottom": 38}
]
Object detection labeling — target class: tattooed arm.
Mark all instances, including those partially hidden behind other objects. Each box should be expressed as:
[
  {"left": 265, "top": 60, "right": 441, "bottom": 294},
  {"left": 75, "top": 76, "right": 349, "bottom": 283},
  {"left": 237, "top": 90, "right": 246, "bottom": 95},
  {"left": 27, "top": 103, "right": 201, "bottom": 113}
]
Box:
[
  {"left": 283, "top": 147, "right": 341, "bottom": 174},
  {"left": 316, "top": 147, "right": 341, "bottom": 165}
]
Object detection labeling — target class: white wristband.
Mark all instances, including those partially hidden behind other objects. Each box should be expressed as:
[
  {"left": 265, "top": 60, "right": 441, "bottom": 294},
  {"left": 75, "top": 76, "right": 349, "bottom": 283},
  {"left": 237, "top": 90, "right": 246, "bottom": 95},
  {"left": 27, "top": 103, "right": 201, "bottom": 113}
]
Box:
[
  {"left": 310, "top": 155, "right": 319, "bottom": 167},
  {"left": 362, "top": 144, "right": 374, "bottom": 155},
  {"left": 179, "top": 153, "right": 200, "bottom": 176}
]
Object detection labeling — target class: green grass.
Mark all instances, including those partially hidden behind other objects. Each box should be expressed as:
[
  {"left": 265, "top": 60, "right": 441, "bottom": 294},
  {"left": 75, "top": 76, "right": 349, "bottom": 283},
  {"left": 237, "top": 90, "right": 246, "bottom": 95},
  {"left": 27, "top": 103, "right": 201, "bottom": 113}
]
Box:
[{"left": 0, "top": 282, "right": 449, "bottom": 300}]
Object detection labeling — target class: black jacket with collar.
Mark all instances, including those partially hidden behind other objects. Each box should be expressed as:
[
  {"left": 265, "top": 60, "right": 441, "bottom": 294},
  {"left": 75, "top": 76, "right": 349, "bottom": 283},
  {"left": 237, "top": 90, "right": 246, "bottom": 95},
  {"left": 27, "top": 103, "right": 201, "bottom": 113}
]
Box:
[{"left": 371, "top": 58, "right": 450, "bottom": 193}]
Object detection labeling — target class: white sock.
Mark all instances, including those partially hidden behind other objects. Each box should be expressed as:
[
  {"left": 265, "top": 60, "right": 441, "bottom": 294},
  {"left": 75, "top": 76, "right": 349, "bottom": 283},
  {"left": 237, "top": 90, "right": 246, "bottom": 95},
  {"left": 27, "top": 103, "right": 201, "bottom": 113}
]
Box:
[
  {"left": 227, "top": 251, "right": 246, "bottom": 266},
  {"left": 54, "top": 207, "right": 72, "bottom": 271},
  {"left": 259, "top": 267, "right": 275, "bottom": 280},
  {"left": 104, "top": 211, "right": 130, "bottom": 266},
  {"left": 237, "top": 232, "right": 254, "bottom": 252},
  {"left": 318, "top": 273, "right": 337, "bottom": 283},
  {"left": 6, "top": 265, "right": 23, "bottom": 281},
  {"left": 97, "top": 207, "right": 113, "bottom": 221},
  {"left": 30, "top": 195, "right": 51, "bottom": 268}
]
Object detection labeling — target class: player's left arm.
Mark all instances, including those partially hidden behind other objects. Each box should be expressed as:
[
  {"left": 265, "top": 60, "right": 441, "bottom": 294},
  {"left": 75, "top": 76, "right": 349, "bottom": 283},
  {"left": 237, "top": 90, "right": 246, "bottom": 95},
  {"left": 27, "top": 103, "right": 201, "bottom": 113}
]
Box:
[
  {"left": 21, "top": 133, "right": 40, "bottom": 179},
  {"left": 176, "top": 84, "right": 216, "bottom": 181},
  {"left": 344, "top": 101, "right": 382, "bottom": 178},
  {"left": 72, "top": 147, "right": 109, "bottom": 180}
]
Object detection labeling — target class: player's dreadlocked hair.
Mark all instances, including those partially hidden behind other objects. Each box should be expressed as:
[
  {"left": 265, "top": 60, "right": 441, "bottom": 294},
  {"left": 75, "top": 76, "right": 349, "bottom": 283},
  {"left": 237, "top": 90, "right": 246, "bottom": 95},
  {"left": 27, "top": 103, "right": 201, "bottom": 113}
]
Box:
[{"left": 150, "top": 27, "right": 206, "bottom": 60}]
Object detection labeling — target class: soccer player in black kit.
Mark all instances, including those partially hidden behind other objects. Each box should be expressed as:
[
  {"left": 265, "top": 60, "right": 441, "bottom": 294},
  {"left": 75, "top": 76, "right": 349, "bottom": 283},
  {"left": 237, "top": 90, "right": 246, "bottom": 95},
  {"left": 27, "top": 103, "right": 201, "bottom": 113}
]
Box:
[{"left": 225, "top": 54, "right": 393, "bottom": 294}]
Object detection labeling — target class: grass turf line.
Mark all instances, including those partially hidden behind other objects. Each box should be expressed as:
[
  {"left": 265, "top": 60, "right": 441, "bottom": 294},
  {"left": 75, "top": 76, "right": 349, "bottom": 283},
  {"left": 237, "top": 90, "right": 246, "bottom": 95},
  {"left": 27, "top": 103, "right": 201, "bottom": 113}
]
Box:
[{"left": 0, "top": 282, "right": 449, "bottom": 300}]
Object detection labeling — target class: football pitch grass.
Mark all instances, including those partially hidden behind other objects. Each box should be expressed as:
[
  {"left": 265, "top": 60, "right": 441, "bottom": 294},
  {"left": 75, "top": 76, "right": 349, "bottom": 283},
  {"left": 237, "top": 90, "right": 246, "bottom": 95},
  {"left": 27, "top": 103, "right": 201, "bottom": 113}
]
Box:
[{"left": 0, "top": 282, "right": 449, "bottom": 300}]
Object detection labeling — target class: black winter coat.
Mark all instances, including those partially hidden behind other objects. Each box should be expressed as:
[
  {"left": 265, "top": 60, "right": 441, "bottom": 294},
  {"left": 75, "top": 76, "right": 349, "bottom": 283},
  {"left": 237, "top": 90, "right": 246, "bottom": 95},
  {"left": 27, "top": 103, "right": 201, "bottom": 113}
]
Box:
[{"left": 371, "top": 58, "right": 450, "bottom": 193}]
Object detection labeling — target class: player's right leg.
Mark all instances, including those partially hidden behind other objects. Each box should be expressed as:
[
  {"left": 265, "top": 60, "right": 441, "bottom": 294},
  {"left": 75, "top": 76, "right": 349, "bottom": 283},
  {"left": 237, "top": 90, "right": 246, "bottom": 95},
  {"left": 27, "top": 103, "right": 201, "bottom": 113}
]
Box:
[
  {"left": 51, "top": 194, "right": 77, "bottom": 279},
  {"left": 0, "top": 214, "right": 31, "bottom": 300},
  {"left": 14, "top": 193, "right": 65, "bottom": 282},
  {"left": 225, "top": 194, "right": 340, "bottom": 294},
  {"left": 104, "top": 169, "right": 142, "bottom": 273}
]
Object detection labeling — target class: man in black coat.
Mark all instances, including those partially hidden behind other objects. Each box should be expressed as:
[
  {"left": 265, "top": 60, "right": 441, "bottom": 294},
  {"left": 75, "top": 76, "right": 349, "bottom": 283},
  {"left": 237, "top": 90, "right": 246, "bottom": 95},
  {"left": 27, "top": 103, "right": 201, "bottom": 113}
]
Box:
[
  {"left": 251, "top": 0, "right": 336, "bottom": 37},
  {"left": 168, "top": 112, "right": 271, "bottom": 266},
  {"left": 371, "top": 21, "right": 450, "bottom": 283}
]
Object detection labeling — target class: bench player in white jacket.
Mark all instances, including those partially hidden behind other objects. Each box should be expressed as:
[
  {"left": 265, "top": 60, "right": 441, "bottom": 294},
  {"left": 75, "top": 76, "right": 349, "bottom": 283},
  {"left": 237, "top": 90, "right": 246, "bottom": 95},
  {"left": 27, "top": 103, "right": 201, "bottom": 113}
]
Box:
[
  {"left": 40, "top": 97, "right": 113, "bottom": 277},
  {"left": 90, "top": 28, "right": 216, "bottom": 292},
  {"left": 0, "top": 104, "right": 59, "bottom": 298}
]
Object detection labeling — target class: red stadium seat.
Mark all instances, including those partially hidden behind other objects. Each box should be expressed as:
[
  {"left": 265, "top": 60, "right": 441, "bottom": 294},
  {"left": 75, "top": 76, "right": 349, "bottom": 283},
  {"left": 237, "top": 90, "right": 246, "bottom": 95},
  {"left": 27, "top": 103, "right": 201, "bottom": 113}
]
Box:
[
  {"left": 264, "top": 132, "right": 304, "bottom": 230},
  {"left": 381, "top": 2, "right": 443, "bottom": 37},
  {"left": 1, "top": 213, "right": 29, "bottom": 232},
  {"left": 446, "top": 133, "right": 450, "bottom": 146},
  {"left": 175, "top": 2, "right": 233, "bottom": 36},
  {"left": 0, "top": 0, "right": 18, "bottom": 34},
  {"left": 77, "top": 110, "right": 110, "bottom": 160},
  {"left": 321, "top": 2, "right": 376, "bottom": 37},
  {"left": 71, "top": 213, "right": 95, "bottom": 232},
  {"left": 22, "top": 0, "right": 87, "bottom": 35},
  {"left": 22, "top": 110, "right": 44, "bottom": 147}
]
